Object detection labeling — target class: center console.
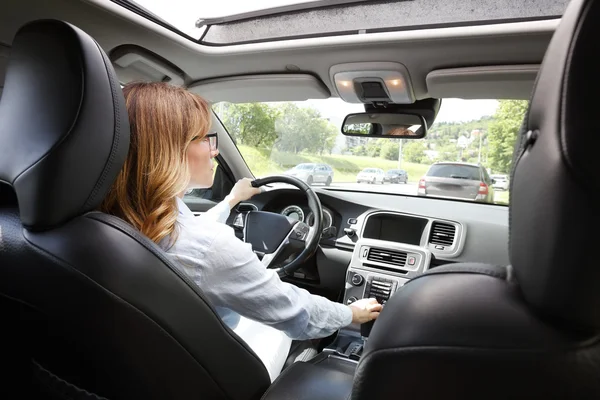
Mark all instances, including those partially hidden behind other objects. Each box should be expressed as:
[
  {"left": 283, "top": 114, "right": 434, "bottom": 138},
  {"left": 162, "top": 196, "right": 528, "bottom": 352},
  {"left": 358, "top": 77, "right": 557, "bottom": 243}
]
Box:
[
  {"left": 263, "top": 211, "right": 463, "bottom": 399},
  {"left": 344, "top": 239, "right": 431, "bottom": 306},
  {"left": 343, "top": 212, "right": 433, "bottom": 334},
  {"left": 342, "top": 211, "right": 465, "bottom": 336}
]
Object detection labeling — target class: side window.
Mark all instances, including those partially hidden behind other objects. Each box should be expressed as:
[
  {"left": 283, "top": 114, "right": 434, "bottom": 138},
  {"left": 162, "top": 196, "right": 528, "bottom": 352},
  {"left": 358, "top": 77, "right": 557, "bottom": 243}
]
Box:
[{"left": 183, "top": 161, "right": 233, "bottom": 204}]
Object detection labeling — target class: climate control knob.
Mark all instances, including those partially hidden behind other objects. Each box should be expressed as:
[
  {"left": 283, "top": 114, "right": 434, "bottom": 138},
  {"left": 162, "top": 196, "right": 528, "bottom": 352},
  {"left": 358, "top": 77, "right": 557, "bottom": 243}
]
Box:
[
  {"left": 351, "top": 274, "right": 364, "bottom": 286},
  {"left": 346, "top": 296, "right": 358, "bottom": 304}
]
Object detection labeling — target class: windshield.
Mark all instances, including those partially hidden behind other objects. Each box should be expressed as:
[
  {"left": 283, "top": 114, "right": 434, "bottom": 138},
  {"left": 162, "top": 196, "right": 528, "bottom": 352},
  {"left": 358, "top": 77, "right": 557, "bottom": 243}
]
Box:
[{"left": 214, "top": 98, "right": 527, "bottom": 205}]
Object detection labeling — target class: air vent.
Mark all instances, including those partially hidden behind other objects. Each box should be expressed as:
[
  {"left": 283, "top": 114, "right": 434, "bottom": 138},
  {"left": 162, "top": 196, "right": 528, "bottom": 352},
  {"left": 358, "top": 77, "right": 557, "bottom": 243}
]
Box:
[
  {"left": 367, "top": 248, "right": 407, "bottom": 267},
  {"left": 429, "top": 222, "right": 456, "bottom": 247},
  {"left": 238, "top": 203, "right": 258, "bottom": 212}
]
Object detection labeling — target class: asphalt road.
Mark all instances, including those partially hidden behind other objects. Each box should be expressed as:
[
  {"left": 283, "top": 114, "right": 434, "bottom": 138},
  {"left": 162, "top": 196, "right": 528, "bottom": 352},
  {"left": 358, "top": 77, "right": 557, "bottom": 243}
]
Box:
[
  {"left": 327, "top": 182, "right": 508, "bottom": 204},
  {"left": 329, "top": 182, "right": 418, "bottom": 195}
]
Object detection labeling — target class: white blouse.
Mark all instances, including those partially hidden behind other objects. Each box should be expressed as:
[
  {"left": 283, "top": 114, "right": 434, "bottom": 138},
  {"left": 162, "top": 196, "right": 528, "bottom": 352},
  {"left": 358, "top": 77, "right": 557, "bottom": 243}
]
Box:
[{"left": 160, "top": 197, "right": 353, "bottom": 340}]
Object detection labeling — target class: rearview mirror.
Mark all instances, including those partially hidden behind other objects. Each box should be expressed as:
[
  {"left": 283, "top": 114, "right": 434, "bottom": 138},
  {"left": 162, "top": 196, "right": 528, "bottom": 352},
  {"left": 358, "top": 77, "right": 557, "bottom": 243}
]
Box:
[{"left": 341, "top": 112, "right": 426, "bottom": 139}]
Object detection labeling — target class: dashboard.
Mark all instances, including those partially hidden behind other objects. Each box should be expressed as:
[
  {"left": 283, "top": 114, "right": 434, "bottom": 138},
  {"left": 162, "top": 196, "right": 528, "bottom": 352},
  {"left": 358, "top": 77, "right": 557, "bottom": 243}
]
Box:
[
  {"left": 279, "top": 205, "right": 334, "bottom": 230},
  {"left": 228, "top": 185, "right": 510, "bottom": 326},
  {"left": 257, "top": 190, "right": 342, "bottom": 236}
]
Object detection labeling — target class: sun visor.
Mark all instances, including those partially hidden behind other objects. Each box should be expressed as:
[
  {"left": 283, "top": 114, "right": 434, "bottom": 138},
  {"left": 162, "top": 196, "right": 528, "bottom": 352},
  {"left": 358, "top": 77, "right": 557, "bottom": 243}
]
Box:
[
  {"left": 426, "top": 65, "right": 539, "bottom": 100},
  {"left": 188, "top": 74, "right": 330, "bottom": 103},
  {"left": 110, "top": 45, "right": 185, "bottom": 86}
]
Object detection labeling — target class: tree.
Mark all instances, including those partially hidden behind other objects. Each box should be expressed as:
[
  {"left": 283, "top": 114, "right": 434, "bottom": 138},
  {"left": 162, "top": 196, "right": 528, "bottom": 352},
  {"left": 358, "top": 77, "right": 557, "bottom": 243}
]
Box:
[
  {"left": 380, "top": 140, "right": 400, "bottom": 161},
  {"left": 365, "top": 139, "right": 382, "bottom": 158},
  {"left": 351, "top": 145, "right": 366, "bottom": 156},
  {"left": 434, "top": 143, "right": 460, "bottom": 162},
  {"left": 220, "top": 103, "right": 279, "bottom": 147},
  {"left": 403, "top": 141, "right": 427, "bottom": 163},
  {"left": 487, "top": 100, "right": 528, "bottom": 173},
  {"left": 322, "top": 125, "right": 339, "bottom": 155},
  {"left": 274, "top": 104, "right": 338, "bottom": 154}
]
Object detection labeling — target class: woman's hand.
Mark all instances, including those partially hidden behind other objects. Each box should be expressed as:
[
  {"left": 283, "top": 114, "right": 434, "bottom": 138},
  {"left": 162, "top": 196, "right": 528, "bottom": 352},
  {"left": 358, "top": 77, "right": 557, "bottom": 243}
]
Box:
[
  {"left": 348, "top": 298, "right": 383, "bottom": 324},
  {"left": 226, "top": 178, "right": 262, "bottom": 209}
]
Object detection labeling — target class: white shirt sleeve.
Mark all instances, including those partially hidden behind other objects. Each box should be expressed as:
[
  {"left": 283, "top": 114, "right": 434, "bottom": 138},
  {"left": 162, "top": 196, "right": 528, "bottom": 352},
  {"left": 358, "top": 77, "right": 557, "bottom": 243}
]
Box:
[
  {"left": 196, "top": 199, "right": 231, "bottom": 224},
  {"left": 180, "top": 225, "right": 353, "bottom": 340}
]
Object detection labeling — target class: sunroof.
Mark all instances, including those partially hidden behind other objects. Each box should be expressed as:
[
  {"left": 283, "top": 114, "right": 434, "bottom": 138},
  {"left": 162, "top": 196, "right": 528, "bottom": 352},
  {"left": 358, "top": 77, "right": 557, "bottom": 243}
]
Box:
[
  {"left": 128, "top": 0, "right": 356, "bottom": 37},
  {"left": 195, "top": 0, "right": 368, "bottom": 25},
  {"left": 124, "top": 0, "right": 569, "bottom": 45}
]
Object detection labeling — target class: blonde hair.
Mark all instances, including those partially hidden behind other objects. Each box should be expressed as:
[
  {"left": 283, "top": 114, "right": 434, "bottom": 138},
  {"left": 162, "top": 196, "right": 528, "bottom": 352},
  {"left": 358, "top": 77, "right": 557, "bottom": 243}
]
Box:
[{"left": 101, "top": 82, "right": 211, "bottom": 244}]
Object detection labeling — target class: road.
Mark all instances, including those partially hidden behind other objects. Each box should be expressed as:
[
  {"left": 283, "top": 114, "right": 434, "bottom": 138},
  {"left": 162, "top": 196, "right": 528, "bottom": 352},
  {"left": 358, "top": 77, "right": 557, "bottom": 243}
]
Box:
[
  {"left": 329, "top": 182, "right": 418, "bottom": 195},
  {"left": 327, "top": 182, "right": 508, "bottom": 204}
]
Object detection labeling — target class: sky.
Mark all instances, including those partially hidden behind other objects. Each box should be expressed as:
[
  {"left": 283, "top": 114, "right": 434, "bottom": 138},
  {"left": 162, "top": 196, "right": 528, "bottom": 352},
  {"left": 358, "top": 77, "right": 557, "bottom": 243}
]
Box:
[{"left": 435, "top": 99, "right": 498, "bottom": 123}]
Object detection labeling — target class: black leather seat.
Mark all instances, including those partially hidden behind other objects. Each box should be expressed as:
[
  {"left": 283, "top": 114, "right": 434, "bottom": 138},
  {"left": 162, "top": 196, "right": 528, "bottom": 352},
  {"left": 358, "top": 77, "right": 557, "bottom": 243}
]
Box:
[
  {"left": 352, "top": 0, "right": 600, "bottom": 398},
  {"left": 0, "top": 20, "right": 270, "bottom": 399}
]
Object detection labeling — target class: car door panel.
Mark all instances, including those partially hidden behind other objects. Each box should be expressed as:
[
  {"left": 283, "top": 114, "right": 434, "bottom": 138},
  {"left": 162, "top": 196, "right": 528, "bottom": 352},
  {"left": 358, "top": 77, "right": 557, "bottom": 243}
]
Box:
[{"left": 184, "top": 197, "right": 219, "bottom": 214}]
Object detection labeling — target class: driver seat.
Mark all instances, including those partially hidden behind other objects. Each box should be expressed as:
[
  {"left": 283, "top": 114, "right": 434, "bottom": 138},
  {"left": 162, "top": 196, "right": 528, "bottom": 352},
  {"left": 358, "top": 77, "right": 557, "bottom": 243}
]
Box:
[{"left": 0, "top": 20, "right": 271, "bottom": 399}]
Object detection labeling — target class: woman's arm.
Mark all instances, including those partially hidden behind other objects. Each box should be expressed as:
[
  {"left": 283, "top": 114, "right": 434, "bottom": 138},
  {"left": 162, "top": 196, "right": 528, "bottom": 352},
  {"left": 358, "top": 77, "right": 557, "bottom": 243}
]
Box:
[
  {"left": 205, "top": 229, "right": 351, "bottom": 339},
  {"left": 194, "top": 228, "right": 380, "bottom": 340},
  {"left": 198, "top": 178, "right": 261, "bottom": 224}
]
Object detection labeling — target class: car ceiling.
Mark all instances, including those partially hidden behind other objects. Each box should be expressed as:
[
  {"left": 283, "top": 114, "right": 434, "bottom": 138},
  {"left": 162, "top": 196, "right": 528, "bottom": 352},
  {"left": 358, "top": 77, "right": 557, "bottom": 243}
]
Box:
[{"left": 0, "top": 0, "right": 558, "bottom": 102}]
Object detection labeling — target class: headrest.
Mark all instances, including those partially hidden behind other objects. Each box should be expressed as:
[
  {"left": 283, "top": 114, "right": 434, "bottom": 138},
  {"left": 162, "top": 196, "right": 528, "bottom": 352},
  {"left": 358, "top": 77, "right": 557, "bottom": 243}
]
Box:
[
  {"left": 510, "top": 0, "right": 600, "bottom": 330},
  {"left": 0, "top": 20, "right": 129, "bottom": 230}
]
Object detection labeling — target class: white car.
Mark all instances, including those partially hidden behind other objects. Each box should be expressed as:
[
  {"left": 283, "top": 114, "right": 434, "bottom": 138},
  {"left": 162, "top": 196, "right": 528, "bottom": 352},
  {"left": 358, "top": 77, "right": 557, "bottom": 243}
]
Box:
[
  {"left": 284, "top": 163, "right": 334, "bottom": 186},
  {"left": 491, "top": 174, "right": 510, "bottom": 190},
  {"left": 356, "top": 168, "right": 385, "bottom": 184}
]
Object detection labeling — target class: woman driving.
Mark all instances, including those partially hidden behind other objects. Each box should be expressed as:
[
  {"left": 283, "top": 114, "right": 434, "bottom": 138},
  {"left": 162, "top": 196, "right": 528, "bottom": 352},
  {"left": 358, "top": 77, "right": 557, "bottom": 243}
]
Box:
[{"left": 100, "top": 82, "right": 382, "bottom": 380}]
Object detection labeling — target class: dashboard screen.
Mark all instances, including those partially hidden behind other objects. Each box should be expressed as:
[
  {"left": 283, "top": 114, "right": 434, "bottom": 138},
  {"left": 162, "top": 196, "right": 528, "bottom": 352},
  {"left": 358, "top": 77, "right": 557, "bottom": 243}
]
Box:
[{"left": 362, "top": 214, "right": 428, "bottom": 245}]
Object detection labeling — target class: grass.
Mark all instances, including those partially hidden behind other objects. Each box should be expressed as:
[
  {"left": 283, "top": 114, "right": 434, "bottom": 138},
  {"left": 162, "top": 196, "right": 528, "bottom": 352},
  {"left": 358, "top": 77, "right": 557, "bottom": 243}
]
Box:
[
  {"left": 494, "top": 190, "right": 510, "bottom": 205},
  {"left": 238, "top": 145, "right": 430, "bottom": 183}
]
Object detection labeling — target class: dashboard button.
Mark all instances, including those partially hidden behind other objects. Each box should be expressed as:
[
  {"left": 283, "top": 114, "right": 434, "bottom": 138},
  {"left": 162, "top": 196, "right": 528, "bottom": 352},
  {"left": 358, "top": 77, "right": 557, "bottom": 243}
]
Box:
[
  {"left": 408, "top": 256, "right": 416, "bottom": 266},
  {"left": 351, "top": 274, "right": 364, "bottom": 286},
  {"left": 348, "top": 218, "right": 358, "bottom": 225},
  {"left": 347, "top": 296, "right": 358, "bottom": 304}
]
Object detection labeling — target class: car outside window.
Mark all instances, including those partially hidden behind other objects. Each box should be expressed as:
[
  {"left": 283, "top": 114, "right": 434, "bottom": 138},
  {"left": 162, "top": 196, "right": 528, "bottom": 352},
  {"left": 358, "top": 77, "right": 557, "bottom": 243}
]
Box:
[
  {"left": 482, "top": 168, "right": 493, "bottom": 184},
  {"left": 296, "top": 164, "right": 314, "bottom": 170},
  {"left": 427, "top": 164, "right": 481, "bottom": 180}
]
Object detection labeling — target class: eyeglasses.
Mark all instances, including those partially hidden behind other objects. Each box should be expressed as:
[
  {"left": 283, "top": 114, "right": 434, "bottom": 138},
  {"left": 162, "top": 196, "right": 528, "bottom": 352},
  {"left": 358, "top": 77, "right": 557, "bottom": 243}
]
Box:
[
  {"left": 204, "top": 133, "right": 218, "bottom": 151},
  {"left": 192, "top": 132, "right": 218, "bottom": 151}
]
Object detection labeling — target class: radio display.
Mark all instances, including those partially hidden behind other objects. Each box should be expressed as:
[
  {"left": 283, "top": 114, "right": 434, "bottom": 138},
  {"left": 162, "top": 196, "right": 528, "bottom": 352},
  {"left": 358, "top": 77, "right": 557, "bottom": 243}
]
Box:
[{"left": 362, "top": 213, "right": 427, "bottom": 245}]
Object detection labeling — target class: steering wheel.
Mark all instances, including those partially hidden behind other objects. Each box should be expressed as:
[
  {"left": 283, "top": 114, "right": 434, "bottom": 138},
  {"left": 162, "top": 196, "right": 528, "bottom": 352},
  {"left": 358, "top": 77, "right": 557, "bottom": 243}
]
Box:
[{"left": 239, "top": 175, "right": 324, "bottom": 277}]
